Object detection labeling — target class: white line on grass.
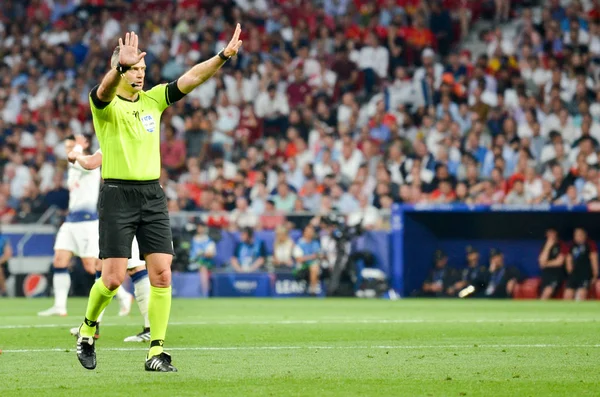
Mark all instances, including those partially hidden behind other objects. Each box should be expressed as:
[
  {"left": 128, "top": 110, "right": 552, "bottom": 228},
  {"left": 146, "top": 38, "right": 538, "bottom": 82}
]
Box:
[
  {"left": 3, "top": 344, "right": 600, "bottom": 354},
  {"left": 0, "top": 318, "right": 598, "bottom": 330}
]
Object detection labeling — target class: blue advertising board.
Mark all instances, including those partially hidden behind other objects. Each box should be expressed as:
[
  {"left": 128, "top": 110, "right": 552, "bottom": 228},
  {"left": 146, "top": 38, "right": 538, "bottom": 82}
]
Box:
[{"left": 210, "top": 273, "right": 273, "bottom": 297}]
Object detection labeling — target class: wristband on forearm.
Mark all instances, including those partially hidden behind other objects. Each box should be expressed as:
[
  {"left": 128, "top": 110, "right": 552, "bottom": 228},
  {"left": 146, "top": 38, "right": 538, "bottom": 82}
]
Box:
[
  {"left": 116, "top": 62, "right": 131, "bottom": 74},
  {"left": 218, "top": 48, "right": 231, "bottom": 61}
]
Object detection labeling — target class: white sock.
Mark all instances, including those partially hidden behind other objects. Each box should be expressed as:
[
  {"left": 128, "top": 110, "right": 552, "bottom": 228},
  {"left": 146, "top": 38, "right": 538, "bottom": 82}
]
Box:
[
  {"left": 134, "top": 276, "right": 151, "bottom": 328},
  {"left": 53, "top": 272, "right": 71, "bottom": 312},
  {"left": 116, "top": 284, "right": 132, "bottom": 306}
]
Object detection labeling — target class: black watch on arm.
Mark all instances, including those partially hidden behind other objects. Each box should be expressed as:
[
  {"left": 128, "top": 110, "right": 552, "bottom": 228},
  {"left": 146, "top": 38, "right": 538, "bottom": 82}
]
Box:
[
  {"left": 218, "top": 49, "right": 231, "bottom": 61},
  {"left": 116, "top": 63, "right": 131, "bottom": 74}
]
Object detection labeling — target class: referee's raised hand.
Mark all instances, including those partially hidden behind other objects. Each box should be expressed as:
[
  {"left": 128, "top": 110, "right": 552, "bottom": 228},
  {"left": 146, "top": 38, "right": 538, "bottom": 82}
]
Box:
[
  {"left": 223, "top": 23, "right": 243, "bottom": 58},
  {"left": 118, "top": 31, "right": 147, "bottom": 67}
]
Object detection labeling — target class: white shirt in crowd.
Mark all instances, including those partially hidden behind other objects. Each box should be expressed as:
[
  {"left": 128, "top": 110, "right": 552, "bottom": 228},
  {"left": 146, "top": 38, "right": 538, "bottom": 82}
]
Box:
[
  {"left": 234, "top": 0, "right": 269, "bottom": 13},
  {"left": 229, "top": 209, "right": 259, "bottom": 229},
  {"left": 216, "top": 104, "right": 240, "bottom": 133},
  {"left": 314, "top": 162, "right": 333, "bottom": 183},
  {"left": 308, "top": 69, "right": 337, "bottom": 96},
  {"left": 42, "top": 29, "right": 70, "bottom": 46},
  {"left": 524, "top": 177, "right": 543, "bottom": 200},
  {"left": 7, "top": 164, "right": 31, "bottom": 201},
  {"left": 338, "top": 150, "right": 364, "bottom": 181},
  {"left": 223, "top": 74, "right": 260, "bottom": 105},
  {"left": 347, "top": 205, "right": 381, "bottom": 228},
  {"left": 254, "top": 91, "right": 290, "bottom": 118},
  {"left": 387, "top": 79, "right": 422, "bottom": 110},
  {"left": 425, "top": 127, "right": 446, "bottom": 158},
  {"left": 101, "top": 15, "right": 121, "bottom": 47},
  {"left": 207, "top": 161, "right": 238, "bottom": 181},
  {"left": 357, "top": 45, "right": 389, "bottom": 78},
  {"left": 187, "top": 78, "right": 217, "bottom": 109},
  {"left": 521, "top": 66, "right": 552, "bottom": 87},
  {"left": 542, "top": 114, "right": 579, "bottom": 143},
  {"left": 337, "top": 104, "right": 353, "bottom": 125},
  {"left": 413, "top": 62, "right": 445, "bottom": 88},
  {"left": 273, "top": 239, "right": 295, "bottom": 265}
]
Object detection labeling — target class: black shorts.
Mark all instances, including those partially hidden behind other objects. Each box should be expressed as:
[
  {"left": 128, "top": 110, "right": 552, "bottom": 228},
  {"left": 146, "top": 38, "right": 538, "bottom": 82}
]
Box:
[
  {"left": 98, "top": 179, "right": 173, "bottom": 260},
  {"left": 1, "top": 262, "right": 9, "bottom": 279},
  {"left": 540, "top": 267, "right": 565, "bottom": 292},
  {"left": 566, "top": 274, "right": 591, "bottom": 290}
]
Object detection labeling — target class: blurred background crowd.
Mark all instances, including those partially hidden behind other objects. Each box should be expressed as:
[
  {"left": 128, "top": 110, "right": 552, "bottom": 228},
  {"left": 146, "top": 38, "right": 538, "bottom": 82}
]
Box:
[{"left": 3, "top": 0, "right": 599, "bottom": 233}]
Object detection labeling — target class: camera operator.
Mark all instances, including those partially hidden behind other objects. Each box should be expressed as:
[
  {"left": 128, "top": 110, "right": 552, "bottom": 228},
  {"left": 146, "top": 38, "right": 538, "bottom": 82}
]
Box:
[
  {"left": 318, "top": 216, "right": 340, "bottom": 272},
  {"left": 293, "top": 225, "right": 322, "bottom": 295},
  {"left": 318, "top": 213, "right": 365, "bottom": 296}
]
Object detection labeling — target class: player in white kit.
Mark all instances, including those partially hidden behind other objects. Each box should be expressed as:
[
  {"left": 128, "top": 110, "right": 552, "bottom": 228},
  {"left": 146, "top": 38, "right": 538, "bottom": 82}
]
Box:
[
  {"left": 66, "top": 139, "right": 152, "bottom": 342},
  {"left": 37, "top": 134, "right": 114, "bottom": 317}
]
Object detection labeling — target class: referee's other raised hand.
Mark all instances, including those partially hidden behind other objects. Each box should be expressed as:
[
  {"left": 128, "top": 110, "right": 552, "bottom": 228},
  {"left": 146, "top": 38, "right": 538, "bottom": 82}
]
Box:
[
  {"left": 223, "top": 23, "right": 243, "bottom": 58},
  {"left": 118, "top": 31, "right": 147, "bottom": 67}
]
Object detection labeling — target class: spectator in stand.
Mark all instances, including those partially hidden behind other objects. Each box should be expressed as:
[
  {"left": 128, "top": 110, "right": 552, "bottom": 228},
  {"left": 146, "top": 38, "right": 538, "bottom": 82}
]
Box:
[
  {"left": 293, "top": 225, "right": 321, "bottom": 295},
  {"left": 254, "top": 83, "right": 290, "bottom": 137},
  {"left": 160, "top": 126, "right": 186, "bottom": 178},
  {"left": 260, "top": 199, "right": 285, "bottom": 230},
  {"left": 3, "top": 0, "right": 600, "bottom": 233},
  {"left": 564, "top": 228, "right": 599, "bottom": 301},
  {"left": 189, "top": 222, "right": 216, "bottom": 298},
  {"left": 229, "top": 197, "right": 259, "bottom": 231},
  {"left": 271, "top": 225, "right": 295, "bottom": 271},
  {"left": 504, "top": 178, "right": 531, "bottom": 205},
  {"left": 331, "top": 46, "right": 359, "bottom": 94},
  {"left": 357, "top": 32, "right": 389, "bottom": 95},
  {"left": 0, "top": 194, "right": 16, "bottom": 224},
  {"left": 538, "top": 228, "right": 566, "bottom": 300},
  {"left": 402, "top": 12, "right": 436, "bottom": 56},
  {"left": 287, "top": 67, "right": 312, "bottom": 108},
  {"left": 429, "top": 0, "right": 453, "bottom": 57},
  {"left": 429, "top": 180, "right": 456, "bottom": 203},
  {"left": 16, "top": 181, "right": 47, "bottom": 223},
  {"left": 230, "top": 227, "right": 267, "bottom": 273},
  {"left": 272, "top": 182, "right": 298, "bottom": 213},
  {"left": 347, "top": 193, "right": 381, "bottom": 230}
]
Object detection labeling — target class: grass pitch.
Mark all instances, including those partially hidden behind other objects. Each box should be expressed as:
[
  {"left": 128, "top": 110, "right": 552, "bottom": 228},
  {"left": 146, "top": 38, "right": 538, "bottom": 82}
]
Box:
[{"left": 1, "top": 298, "right": 599, "bottom": 396}]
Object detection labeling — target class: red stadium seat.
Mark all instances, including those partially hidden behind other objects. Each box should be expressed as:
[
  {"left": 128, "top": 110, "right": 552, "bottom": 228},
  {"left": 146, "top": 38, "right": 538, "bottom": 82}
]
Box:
[
  {"left": 513, "top": 277, "right": 540, "bottom": 300},
  {"left": 589, "top": 280, "right": 600, "bottom": 300}
]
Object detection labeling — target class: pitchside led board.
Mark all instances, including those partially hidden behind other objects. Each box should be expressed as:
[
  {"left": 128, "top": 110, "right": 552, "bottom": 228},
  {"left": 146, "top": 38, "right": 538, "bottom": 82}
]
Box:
[{"left": 6, "top": 204, "right": 600, "bottom": 298}]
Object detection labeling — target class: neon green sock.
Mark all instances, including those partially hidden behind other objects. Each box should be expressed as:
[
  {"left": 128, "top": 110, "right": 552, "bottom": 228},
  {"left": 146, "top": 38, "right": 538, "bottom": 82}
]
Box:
[
  {"left": 147, "top": 286, "right": 172, "bottom": 358},
  {"left": 80, "top": 279, "right": 117, "bottom": 337}
]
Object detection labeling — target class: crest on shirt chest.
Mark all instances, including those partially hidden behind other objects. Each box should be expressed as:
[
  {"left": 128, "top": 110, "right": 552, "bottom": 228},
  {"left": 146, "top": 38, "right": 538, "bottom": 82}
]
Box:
[{"left": 140, "top": 113, "right": 156, "bottom": 133}]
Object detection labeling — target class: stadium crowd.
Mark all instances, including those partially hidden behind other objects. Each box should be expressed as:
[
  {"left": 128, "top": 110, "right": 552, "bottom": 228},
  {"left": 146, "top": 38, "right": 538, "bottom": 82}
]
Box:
[{"left": 2, "top": 0, "right": 599, "bottom": 233}]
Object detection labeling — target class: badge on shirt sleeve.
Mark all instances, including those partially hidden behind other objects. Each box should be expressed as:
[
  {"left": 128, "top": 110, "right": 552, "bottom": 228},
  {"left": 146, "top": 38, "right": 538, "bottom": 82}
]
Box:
[{"left": 141, "top": 115, "right": 156, "bottom": 133}]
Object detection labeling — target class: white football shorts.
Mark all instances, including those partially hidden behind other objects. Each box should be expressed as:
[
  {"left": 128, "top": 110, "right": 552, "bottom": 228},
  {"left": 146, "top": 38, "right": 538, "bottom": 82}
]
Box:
[
  {"left": 128, "top": 236, "right": 146, "bottom": 270},
  {"left": 54, "top": 220, "right": 100, "bottom": 258}
]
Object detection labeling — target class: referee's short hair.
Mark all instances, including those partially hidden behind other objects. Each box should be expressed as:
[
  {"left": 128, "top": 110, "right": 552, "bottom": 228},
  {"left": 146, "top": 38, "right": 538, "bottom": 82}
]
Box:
[{"left": 111, "top": 46, "right": 143, "bottom": 69}]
